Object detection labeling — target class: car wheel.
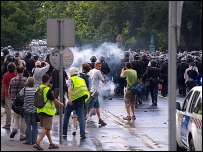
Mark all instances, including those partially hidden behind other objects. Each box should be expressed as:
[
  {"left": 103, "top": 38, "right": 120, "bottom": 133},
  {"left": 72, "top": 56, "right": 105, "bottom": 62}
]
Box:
[{"left": 189, "top": 138, "right": 195, "bottom": 151}]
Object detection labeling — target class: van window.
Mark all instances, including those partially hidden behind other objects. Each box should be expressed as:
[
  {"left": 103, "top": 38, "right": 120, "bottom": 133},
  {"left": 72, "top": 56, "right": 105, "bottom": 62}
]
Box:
[{"left": 195, "top": 98, "right": 202, "bottom": 115}]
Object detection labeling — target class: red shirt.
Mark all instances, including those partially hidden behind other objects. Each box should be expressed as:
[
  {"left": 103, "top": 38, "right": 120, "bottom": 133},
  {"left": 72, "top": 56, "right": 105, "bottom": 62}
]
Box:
[{"left": 2, "top": 71, "right": 17, "bottom": 96}]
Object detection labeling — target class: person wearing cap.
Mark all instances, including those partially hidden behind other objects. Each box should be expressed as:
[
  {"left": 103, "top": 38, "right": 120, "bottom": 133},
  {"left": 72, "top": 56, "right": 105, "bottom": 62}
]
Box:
[
  {"left": 32, "top": 60, "right": 50, "bottom": 87},
  {"left": 19, "top": 77, "right": 38, "bottom": 145},
  {"left": 62, "top": 67, "right": 90, "bottom": 139}
]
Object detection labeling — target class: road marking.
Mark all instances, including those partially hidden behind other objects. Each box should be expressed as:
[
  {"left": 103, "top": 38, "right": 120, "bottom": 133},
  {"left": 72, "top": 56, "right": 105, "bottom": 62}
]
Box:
[{"left": 100, "top": 108, "right": 162, "bottom": 150}]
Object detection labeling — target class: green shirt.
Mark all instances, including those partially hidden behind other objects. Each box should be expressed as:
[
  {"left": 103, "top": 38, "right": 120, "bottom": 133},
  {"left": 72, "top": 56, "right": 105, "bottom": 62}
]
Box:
[{"left": 121, "top": 69, "right": 137, "bottom": 89}]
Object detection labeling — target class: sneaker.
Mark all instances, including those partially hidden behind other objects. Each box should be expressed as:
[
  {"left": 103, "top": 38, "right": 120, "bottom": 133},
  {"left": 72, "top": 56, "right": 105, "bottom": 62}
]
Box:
[
  {"left": 2, "top": 124, "right": 10, "bottom": 129},
  {"left": 87, "top": 118, "right": 95, "bottom": 124},
  {"left": 80, "top": 135, "right": 86, "bottom": 139},
  {"left": 98, "top": 119, "right": 107, "bottom": 125},
  {"left": 62, "top": 133, "right": 67, "bottom": 136},
  {"left": 10, "top": 130, "right": 17, "bottom": 138}
]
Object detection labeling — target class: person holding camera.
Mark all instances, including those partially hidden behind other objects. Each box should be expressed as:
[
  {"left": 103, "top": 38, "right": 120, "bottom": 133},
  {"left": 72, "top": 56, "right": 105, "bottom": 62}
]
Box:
[{"left": 32, "top": 61, "right": 50, "bottom": 87}]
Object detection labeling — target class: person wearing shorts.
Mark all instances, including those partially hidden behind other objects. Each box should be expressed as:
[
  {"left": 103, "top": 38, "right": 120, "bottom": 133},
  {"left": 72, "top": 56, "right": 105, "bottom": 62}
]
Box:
[
  {"left": 33, "top": 74, "right": 64, "bottom": 150},
  {"left": 120, "top": 62, "right": 137, "bottom": 120}
]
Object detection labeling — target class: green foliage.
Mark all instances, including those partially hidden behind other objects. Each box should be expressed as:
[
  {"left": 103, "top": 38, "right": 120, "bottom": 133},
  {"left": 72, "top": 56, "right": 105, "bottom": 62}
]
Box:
[{"left": 1, "top": 1, "right": 202, "bottom": 51}]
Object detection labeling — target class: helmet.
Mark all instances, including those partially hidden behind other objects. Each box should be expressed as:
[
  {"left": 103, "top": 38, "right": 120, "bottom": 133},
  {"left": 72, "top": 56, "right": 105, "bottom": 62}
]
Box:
[
  {"left": 90, "top": 56, "right": 97, "bottom": 62},
  {"left": 33, "top": 53, "right": 39, "bottom": 60},
  {"left": 181, "top": 57, "right": 186, "bottom": 63},
  {"left": 69, "top": 67, "right": 78, "bottom": 76},
  {"left": 133, "top": 54, "right": 140, "bottom": 60},
  {"left": 150, "top": 60, "right": 157, "bottom": 67},
  {"left": 4, "top": 55, "right": 14, "bottom": 62},
  {"left": 1, "top": 47, "right": 9, "bottom": 56},
  {"left": 24, "top": 52, "right": 32, "bottom": 59},
  {"left": 7, "top": 45, "right": 12, "bottom": 49},
  {"left": 99, "top": 56, "right": 105, "bottom": 62},
  {"left": 142, "top": 54, "right": 148, "bottom": 61},
  {"left": 124, "top": 52, "right": 130, "bottom": 57},
  {"left": 14, "top": 52, "right": 20, "bottom": 57}
]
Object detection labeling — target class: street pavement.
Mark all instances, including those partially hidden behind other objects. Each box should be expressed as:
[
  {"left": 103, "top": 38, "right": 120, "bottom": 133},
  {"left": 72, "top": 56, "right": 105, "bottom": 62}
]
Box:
[
  {"left": 1, "top": 108, "right": 91, "bottom": 151},
  {"left": 1, "top": 88, "right": 185, "bottom": 151}
]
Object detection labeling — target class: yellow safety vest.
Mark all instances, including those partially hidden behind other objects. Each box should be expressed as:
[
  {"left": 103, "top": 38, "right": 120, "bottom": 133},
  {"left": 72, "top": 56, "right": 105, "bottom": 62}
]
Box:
[
  {"left": 71, "top": 76, "right": 90, "bottom": 103},
  {"left": 36, "top": 84, "right": 56, "bottom": 116}
]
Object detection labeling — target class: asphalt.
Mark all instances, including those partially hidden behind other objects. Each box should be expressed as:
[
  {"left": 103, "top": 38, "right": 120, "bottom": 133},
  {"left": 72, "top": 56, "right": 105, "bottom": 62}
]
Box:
[{"left": 1, "top": 107, "right": 91, "bottom": 151}]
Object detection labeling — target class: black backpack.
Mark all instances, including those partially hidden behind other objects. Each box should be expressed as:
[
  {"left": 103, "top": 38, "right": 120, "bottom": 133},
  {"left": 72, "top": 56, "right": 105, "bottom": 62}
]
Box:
[
  {"left": 187, "top": 67, "right": 198, "bottom": 80},
  {"left": 79, "top": 73, "right": 90, "bottom": 88}
]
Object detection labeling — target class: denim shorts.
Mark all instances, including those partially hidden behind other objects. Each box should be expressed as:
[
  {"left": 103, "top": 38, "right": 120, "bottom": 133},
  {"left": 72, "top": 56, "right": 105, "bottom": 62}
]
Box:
[{"left": 86, "top": 93, "right": 100, "bottom": 110}]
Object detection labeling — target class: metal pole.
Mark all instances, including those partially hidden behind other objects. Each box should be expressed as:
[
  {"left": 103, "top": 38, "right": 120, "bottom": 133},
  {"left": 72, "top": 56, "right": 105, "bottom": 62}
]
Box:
[
  {"left": 58, "top": 19, "right": 64, "bottom": 144},
  {"left": 168, "top": 1, "right": 177, "bottom": 151}
]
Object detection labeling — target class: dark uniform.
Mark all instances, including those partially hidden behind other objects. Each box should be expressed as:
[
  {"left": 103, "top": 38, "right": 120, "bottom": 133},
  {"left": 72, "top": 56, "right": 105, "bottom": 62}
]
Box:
[
  {"left": 177, "top": 59, "right": 188, "bottom": 96},
  {"left": 23, "top": 52, "right": 35, "bottom": 76},
  {"left": 131, "top": 54, "right": 143, "bottom": 104},
  {"left": 142, "top": 61, "right": 161, "bottom": 105},
  {"left": 160, "top": 58, "right": 168, "bottom": 97}
]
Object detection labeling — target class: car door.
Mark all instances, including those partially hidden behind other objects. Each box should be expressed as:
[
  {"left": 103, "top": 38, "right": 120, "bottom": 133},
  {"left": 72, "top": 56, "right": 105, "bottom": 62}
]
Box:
[{"left": 179, "top": 90, "right": 193, "bottom": 148}]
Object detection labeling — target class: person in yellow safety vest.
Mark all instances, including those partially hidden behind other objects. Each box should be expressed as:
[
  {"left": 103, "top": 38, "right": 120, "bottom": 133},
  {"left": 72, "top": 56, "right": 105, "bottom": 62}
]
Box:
[
  {"left": 33, "top": 74, "right": 64, "bottom": 150},
  {"left": 62, "top": 67, "right": 90, "bottom": 139}
]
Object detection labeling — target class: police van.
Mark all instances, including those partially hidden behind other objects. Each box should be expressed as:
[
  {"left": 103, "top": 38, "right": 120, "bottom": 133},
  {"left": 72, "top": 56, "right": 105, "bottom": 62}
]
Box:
[{"left": 176, "top": 86, "right": 202, "bottom": 151}]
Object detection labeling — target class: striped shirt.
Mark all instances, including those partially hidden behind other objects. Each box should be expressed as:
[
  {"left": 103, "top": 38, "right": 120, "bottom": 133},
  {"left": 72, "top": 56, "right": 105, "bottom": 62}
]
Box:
[
  {"left": 19, "top": 86, "right": 36, "bottom": 114},
  {"left": 9, "top": 75, "right": 27, "bottom": 102}
]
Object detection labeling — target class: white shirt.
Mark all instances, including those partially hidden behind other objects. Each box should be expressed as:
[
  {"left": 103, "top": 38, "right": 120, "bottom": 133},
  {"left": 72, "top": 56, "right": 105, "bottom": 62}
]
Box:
[
  {"left": 88, "top": 68, "right": 104, "bottom": 92},
  {"left": 33, "top": 66, "right": 49, "bottom": 87}
]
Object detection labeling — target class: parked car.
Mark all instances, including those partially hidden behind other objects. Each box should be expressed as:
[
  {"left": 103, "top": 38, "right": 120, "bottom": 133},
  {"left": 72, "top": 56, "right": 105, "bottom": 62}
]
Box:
[{"left": 176, "top": 86, "right": 202, "bottom": 151}]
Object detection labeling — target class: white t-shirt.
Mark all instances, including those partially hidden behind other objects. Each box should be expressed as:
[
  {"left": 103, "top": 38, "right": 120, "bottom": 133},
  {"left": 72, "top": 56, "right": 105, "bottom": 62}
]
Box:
[
  {"left": 33, "top": 66, "right": 50, "bottom": 87},
  {"left": 88, "top": 68, "right": 104, "bottom": 92}
]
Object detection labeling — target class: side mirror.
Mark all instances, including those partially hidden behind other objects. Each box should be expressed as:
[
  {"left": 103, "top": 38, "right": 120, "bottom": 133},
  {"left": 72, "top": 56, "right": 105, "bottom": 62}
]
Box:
[{"left": 176, "top": 102, "right": 181, "bottom": 110}]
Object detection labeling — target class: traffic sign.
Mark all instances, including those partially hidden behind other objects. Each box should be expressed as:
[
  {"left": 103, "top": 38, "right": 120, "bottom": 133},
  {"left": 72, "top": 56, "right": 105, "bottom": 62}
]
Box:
[
  {"left": 47, "top": 19, "right": 75, "bottom": 47},
  {"left": 50, "top": 47, "right": 74, "bottom": 70}
]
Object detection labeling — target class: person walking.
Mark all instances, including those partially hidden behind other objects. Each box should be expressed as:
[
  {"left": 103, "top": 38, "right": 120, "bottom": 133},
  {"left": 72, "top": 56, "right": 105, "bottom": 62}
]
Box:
[
  {"left": 86, "top": 62, "right": 107, "bottom": 125},
  {"left": 62, "top": 67, "right": 90, "bottom": 139},
  {"left": 142, "top": 60, "right": 161, "bottom": 105},
  {"left": 72, "top": 63, "right": 92, "bottom": 135},
  {"left": 33, "top": 74, "right": 64, "bottom": 150},
  {"left": 1, "top": 62, "right": 17, "bottom": 129},
  {"left": 9, "top": 66, "right": 27, "bottom": 140},
  {"left": 19, "top": 77, "right": 38, "bottom": 145},
  {"left": 120, "top": 62, "right": 137, "bottom": 120}
]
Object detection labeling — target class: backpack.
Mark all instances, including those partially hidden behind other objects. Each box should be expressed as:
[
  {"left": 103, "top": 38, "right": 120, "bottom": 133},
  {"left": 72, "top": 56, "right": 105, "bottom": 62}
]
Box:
[
  {"left": 187, "top": 67, "right": 198, "bottom": 80},
  {"left": 34, "top": 87, "right": 48, "bottom": 108},
  {"left": 79, "top": 73, "right": 90, "bottom": 88}
]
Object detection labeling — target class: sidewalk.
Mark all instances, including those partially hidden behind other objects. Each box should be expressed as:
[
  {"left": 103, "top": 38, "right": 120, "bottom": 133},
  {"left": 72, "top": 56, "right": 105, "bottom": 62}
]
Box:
[{"left": 1, "top": 107, "right": 91, "bottom": 151}]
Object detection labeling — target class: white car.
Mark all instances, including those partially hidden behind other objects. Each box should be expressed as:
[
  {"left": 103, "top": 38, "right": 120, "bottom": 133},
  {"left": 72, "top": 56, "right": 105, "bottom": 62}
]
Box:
[{"left": 176, "top": 86, "right": 202, "bottom": 151}]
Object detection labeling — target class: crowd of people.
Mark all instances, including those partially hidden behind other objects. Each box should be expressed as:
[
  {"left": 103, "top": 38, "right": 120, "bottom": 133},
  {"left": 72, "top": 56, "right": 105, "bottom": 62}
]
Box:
[{"left": 1, "top": 46, "right": 202, "bottom": 150}]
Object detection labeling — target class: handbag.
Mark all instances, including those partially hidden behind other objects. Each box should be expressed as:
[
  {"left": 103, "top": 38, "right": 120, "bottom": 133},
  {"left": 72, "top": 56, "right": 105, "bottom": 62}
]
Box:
[
  {"left": 130, "top": 81, "right": 145, "bottom": 95},
  {"left": 11, "top": 77, "right": 26, "bottom": 118}
]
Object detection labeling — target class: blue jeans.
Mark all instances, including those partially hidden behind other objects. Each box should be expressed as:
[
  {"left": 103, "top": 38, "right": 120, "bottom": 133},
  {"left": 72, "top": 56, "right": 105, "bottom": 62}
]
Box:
[
  {"left": 149, "top": 82, "right": 158, "bottom": 102},
  {"left": 25, "top": 112, "right": 38, "bottom": 143},
  {"left": 63, "top": 97, "right": 85, "bottom": 136}
]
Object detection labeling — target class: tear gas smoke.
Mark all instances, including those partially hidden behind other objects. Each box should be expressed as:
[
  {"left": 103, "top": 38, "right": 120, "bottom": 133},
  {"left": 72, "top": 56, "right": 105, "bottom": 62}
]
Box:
[{"left": 67, "top": 42, "right": 124, "bottom": 98}]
